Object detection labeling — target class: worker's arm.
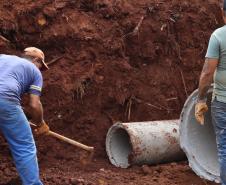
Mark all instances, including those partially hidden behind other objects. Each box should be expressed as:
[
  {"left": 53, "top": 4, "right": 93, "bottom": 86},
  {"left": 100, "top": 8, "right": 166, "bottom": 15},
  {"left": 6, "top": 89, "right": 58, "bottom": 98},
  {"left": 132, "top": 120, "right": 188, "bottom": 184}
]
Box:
[
  {"left": 195, "top": 33, "right": 219, "bottom": 125},
  {"left": 28, "top": 94, "right": 49, "bottom": 135},
  {"left": 197, "top": 58, "right": 218, "bottom": 102},
  {"left": 27, "top": 68, "right": 49, "bottom": 134},
  {"left": 29, "top": 94, "right": 44, "bottom": 126}
]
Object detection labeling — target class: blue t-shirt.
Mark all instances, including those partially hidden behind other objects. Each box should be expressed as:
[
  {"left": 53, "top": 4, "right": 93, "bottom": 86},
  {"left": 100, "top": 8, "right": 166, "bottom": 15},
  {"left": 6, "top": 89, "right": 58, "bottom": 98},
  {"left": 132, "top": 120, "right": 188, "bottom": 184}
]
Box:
[{"left": 0, "top": 54, "right": 43, "bottom": 104}]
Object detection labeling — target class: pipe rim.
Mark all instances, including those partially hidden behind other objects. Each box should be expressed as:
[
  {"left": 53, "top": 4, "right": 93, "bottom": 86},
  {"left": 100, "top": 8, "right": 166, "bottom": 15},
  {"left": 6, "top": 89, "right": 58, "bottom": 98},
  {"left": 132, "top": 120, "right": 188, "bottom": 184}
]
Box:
[
  {"left": 106, "top": 122, "right": 133, "bottom": 168},
  {"left": 180, "top": 88, "right": 220, "bottom": 183}
]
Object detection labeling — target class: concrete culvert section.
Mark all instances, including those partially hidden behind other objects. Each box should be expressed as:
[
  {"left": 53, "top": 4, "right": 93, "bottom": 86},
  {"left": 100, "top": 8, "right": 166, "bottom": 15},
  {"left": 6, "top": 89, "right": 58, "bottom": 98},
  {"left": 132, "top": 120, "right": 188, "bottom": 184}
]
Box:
[
  {"left": 106, "top": 121, "right": 185, "bottom": 168},
  {"left": 180, "top": 88, "right": 220, "bottom": 183},
  {"left": 106, "top": 125, "right": 133, "bottom": 168}
]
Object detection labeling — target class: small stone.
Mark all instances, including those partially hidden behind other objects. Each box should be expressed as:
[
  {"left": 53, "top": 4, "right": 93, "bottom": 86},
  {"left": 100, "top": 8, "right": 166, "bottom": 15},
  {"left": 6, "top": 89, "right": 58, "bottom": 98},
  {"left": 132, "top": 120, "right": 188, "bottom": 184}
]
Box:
[
  {"left": 70, "top": 178, "right": 85, "bottom": 185},
  {"left": 99, "top": 168, "right": 105, "bottom": 172},
  {"left": 4, "top": 168, "right": 11, "bottom": 176},
  {"left": 99, "top": 76, "right": 104, "bottom": 81},
  {"left": 70, "top": 178, "right": 78, "bottom": 185},
  {"left": 153, "top": 170, "right": 160, "bottom": 177},
  {"left": 152, "top": 176, "right": 158, "bottom": 182},
  {"left": 43, "top": 6, "right": 57, "bottom": 18},
  {"left": 170, "top": 162, "right": 177, "bottom": 167},
  {"left": 141, "top": 165, "right": 150, "bottom": 175}
]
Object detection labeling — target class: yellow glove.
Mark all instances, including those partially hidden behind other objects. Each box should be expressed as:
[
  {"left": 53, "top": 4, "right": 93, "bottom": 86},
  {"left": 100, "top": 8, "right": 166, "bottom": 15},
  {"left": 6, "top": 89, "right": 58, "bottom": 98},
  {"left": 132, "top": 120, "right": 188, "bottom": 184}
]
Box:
[
  {"left": 195, "top": 102, "right": 208, "bottom": 125},
  {"left": 35, "top": 121, "right": 50, "bottom": 135}
]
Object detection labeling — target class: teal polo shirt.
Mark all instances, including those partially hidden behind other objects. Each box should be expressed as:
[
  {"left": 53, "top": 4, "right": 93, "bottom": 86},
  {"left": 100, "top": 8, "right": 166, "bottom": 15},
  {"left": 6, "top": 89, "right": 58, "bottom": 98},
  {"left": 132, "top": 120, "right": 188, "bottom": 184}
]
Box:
[{"left": 206, "top": 25, "right": 226, "bottom": 102}]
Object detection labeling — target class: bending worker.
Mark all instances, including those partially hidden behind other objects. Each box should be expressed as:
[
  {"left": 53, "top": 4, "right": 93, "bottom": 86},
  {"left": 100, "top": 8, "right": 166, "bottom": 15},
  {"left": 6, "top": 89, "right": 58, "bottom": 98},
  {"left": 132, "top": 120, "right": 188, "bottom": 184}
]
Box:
[
  {"left": 195, "top": 1, "right": 226, "bottom": 184},
  {"left": 0, "top": 47, "right": 50, "bottom": 185}
]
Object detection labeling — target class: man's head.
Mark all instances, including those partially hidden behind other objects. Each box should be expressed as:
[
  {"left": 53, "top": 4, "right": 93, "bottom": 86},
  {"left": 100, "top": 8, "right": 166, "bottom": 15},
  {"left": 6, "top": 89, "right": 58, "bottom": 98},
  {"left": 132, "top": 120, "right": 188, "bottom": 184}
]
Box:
[{"left": 23, "top": 47, "right": 49, "bottom": 70}]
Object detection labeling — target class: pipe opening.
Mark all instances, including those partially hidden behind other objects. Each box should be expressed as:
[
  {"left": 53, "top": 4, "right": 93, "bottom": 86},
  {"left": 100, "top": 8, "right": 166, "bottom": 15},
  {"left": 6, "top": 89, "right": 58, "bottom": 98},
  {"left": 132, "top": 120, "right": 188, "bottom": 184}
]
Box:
[
  {"left": 180, "top": 89, "right": 220, "bottom": 182},
  {"left": 187, "top": 100, "right": 218, "bottom": 175},
  {"left": 106, "top": 127, "right": 132, "bottom": 168}
]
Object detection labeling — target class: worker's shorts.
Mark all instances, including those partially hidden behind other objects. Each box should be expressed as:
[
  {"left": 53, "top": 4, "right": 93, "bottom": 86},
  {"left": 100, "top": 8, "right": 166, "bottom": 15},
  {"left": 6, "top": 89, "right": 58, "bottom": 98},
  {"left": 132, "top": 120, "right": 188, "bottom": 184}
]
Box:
[
  {"left": 212, "top": 98, "right": 226, "bottom": 185},
  {"left": 0, "top": 99, "right": 43, "bottom": 185}
]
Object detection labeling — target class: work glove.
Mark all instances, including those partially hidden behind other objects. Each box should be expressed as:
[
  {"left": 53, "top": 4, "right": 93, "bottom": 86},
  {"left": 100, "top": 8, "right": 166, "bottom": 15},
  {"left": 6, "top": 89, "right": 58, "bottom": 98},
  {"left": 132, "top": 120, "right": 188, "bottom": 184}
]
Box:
[
  {"left": 195, "top": 102, "right": 208, "bottom": 125},
  {"left": 35, "top": 121, "right": 50, "bottom": 135}
]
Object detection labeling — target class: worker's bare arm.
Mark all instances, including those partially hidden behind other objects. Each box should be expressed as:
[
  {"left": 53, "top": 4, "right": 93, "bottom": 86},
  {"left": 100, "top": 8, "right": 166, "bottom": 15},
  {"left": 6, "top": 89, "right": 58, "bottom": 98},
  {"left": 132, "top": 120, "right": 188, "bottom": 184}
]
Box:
[
  {"left": 29, "top": 94, "right": 44, "bottom": 126},
  {"left": 198, "top": 58, "right": 218, "bottom": 101}
]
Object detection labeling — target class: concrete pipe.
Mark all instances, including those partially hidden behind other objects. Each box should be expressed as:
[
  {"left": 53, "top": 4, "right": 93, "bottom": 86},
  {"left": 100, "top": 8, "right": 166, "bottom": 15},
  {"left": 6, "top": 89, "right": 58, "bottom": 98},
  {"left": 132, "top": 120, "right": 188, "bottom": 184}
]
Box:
[
  {"left": 106, "top": 120, "right": 185, "bottom": 168},
  {"left": 180, "top": 88, "right": 220, "bottom": 183}
]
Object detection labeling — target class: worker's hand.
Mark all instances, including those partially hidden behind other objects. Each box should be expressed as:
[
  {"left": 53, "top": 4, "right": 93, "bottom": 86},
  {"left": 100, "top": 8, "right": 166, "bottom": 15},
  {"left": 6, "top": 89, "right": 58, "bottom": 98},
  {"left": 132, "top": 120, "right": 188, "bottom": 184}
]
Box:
[
  {"left": 35, "top": 121, "right": 50, "bottom": 135},
  {"left": 195, "top": 102, "right": 208, "bottom": 125}
]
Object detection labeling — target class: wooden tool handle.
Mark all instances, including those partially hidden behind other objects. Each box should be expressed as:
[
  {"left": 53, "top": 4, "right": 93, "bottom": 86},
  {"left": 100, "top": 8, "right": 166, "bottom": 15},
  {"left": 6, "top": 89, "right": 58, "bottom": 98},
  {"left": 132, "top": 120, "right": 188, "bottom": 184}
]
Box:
[
  {"left": 48, "top": 131, "right": 94, "bottom": 152},
  {"left": 30, "top": 122, "right": 94, "bottom": 152}
]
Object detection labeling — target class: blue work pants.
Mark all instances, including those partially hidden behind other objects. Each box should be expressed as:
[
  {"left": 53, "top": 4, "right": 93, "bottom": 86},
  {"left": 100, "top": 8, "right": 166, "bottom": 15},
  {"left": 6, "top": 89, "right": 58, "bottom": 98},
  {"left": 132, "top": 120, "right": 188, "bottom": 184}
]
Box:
[
  {"left": 212, "top": 98, "right": 226, "bottom": 185},
  {"left": 0, "top": 99, "right": 43, "bottom": 185}
]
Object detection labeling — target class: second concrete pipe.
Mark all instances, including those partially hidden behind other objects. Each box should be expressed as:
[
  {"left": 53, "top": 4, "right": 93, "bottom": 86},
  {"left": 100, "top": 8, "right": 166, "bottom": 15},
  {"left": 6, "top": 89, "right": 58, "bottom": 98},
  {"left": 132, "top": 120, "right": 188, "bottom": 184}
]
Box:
[{"left": 106, "top": 120, "right": 185, "bottom": 168}]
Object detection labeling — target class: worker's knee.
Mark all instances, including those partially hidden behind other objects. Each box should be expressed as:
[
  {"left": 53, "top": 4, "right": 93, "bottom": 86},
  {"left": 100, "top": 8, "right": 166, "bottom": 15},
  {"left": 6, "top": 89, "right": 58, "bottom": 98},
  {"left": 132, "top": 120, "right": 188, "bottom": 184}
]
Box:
[{"left": 15, "top": 148, "right": 37, "bottom": 168}]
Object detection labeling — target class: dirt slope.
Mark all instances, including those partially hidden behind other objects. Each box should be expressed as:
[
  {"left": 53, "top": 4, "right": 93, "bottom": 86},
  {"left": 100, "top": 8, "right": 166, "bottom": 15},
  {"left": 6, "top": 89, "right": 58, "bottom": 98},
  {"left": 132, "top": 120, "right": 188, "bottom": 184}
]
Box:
[{"left": 0, "top": 0, "right": 223, "bottom": 184}]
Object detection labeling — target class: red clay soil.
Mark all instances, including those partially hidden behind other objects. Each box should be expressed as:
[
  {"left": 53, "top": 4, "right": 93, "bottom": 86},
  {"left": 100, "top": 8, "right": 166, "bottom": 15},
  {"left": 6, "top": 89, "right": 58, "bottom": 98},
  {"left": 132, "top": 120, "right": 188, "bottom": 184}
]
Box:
[{"left": 0, "top": 0, "right": 224, "bottom": 184}]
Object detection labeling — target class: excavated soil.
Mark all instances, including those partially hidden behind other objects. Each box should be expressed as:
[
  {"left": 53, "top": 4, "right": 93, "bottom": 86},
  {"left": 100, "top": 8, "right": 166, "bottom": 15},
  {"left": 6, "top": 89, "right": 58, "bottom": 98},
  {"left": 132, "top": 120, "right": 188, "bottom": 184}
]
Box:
[{"left": 0, "top": 0, "right": 224, "bottom": 184}]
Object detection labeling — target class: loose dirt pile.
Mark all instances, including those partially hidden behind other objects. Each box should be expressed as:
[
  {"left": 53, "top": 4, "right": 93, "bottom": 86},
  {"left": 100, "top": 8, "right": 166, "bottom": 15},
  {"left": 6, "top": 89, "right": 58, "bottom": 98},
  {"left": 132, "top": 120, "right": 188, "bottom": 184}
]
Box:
[{"left": 0, "top": 0, "right": 223, "bottom": 184}]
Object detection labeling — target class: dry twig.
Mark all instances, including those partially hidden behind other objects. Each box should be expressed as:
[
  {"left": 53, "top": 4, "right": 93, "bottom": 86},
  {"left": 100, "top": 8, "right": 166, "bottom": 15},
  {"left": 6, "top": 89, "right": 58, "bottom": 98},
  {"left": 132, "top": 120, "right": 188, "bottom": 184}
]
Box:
[
  {"left": 179, "top": 68, "right": 188, "bottom": 97},
  {"left": 0, "top": 35, "right": 10, "bottom": 43},
  {"left": 47, "top": 56, "right": 64, "bottom": 66},
  {"left": 134, "top": 97, "right": 174, "bottom": 112},
  {"left": 125, "top": 97, "right": 133, "bottom": 121},
  {"left": 135, "top": 97, "right": 162, "bottom": 110},
  {"left": 166, "top": 97, "right": 178, "bottom": 101},
  {"left": 133, "top": 16, "right": 144, "bottom": 34},
  {"left": 123, "top": 16, "right": 145, "bottom": 38},
  {"left": 76, "top": 82, "right": 85, "bottom": 100}
]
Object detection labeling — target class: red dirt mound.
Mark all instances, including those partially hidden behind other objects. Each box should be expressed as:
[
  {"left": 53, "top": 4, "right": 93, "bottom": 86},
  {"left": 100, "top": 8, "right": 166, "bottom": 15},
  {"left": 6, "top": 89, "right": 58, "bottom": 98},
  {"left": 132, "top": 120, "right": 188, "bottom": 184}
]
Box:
[{"left": 0, "top": 0, "right": 223, "bottom": 184}]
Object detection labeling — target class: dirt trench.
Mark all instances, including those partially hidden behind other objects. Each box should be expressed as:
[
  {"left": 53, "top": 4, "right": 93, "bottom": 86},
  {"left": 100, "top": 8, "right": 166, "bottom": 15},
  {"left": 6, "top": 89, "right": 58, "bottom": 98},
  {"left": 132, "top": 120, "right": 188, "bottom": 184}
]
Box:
[{"left": 0, "top": 0, "right": 223, "bottom": 184}]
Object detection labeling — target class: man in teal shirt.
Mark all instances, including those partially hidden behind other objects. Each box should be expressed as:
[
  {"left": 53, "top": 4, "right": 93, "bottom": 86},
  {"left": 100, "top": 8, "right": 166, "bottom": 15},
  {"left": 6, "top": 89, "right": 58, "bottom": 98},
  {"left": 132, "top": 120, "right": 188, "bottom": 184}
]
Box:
[{"left": 195, "top": 1, "right": 226, "bottom": 184}]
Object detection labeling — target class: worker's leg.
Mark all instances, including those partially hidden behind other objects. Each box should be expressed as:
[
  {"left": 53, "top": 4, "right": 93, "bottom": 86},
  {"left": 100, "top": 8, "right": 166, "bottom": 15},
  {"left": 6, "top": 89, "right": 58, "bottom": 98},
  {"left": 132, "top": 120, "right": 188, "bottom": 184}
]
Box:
[
  {"left": 0, "top": 101, "right": 43, "bottom": 185},
  {"left": 212, "top": 98, "right": 226, "bottom": 185}
]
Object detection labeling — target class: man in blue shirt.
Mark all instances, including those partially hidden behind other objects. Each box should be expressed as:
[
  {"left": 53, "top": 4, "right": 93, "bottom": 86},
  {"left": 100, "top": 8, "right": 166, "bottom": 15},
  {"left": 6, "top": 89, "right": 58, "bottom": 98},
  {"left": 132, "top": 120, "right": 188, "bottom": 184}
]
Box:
[
  {"left": 195, "top": 1, "right": 226, "bottom": 184},
  {"left": 0, "top": 47, "right": 49, "bottom": 185}
]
